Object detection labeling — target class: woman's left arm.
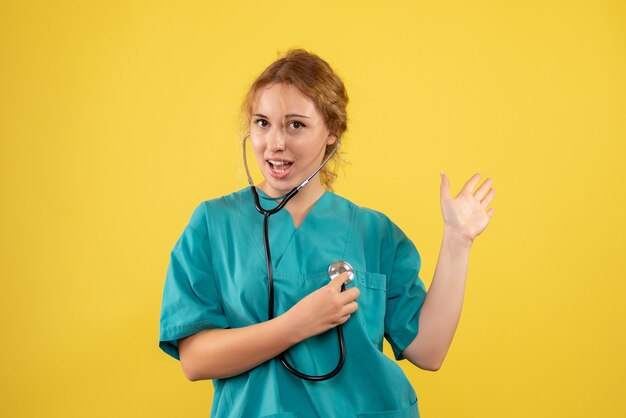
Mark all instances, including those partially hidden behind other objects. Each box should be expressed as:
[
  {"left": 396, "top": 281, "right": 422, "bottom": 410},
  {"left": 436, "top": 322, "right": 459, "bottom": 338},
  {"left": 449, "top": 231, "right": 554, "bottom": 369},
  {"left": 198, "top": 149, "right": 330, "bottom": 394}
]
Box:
[{"left": 402, "top": 172, "right": 495, "bottom": 371}]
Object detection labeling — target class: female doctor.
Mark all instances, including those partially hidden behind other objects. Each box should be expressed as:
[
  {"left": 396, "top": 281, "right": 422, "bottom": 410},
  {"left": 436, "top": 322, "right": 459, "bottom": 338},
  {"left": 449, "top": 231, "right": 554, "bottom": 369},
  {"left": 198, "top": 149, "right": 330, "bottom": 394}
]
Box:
[{"left": 159, "top": 48, "right": 496, "bottom": 418}]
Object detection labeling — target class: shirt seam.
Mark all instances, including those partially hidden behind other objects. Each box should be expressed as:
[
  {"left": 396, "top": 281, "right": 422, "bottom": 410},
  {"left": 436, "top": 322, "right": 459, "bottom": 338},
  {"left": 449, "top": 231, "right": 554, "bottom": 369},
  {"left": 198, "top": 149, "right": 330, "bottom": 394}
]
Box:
[
  {"left": 200, "top": 201, "right": 229, "bottom": 327},
  {"left": 161, "top": 318, "right": 228, "bottom": 334},
  {"left": 341, "top": 201, "right": 356, "bottom": 260}
]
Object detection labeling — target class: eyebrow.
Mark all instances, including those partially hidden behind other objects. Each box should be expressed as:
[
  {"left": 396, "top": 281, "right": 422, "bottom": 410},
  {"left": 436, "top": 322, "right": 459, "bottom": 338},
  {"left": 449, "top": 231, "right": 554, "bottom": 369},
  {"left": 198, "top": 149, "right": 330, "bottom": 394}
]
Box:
[{"left": 253, "top": 113, "right": 311, "bottom": 119}]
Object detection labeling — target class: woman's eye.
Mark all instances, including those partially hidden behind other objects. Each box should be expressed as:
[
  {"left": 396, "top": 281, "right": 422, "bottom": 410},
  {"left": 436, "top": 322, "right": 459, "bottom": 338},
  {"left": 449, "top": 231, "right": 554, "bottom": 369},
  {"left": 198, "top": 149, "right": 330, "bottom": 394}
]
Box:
[
  {"left": 254, "top": 119, "right": 304, "bottom": 130},
  {"left": 254, "top": 119, "right": 269, "bottom": 128}
]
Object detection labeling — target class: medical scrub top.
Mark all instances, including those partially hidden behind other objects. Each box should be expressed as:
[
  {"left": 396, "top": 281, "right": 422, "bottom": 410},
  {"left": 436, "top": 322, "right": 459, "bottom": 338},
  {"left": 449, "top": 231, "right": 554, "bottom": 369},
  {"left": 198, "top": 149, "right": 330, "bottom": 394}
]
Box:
[{"left": 159, "top": 186, "right": 428, "bottom": 418}]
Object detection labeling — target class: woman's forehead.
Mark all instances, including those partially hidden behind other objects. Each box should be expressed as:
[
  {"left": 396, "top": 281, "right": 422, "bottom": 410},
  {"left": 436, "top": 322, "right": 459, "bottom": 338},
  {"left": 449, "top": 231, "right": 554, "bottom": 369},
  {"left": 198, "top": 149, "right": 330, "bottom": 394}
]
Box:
[{"left": 252, "top": 83, "right": 319, "bottom": 119}]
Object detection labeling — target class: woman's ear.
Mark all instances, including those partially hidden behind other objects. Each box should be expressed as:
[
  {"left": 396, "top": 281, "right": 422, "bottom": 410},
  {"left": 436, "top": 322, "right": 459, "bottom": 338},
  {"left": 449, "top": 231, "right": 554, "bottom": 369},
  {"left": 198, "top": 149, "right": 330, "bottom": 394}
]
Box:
[{"left": 327, "top": 133, "right": 338, "bottom": 145}]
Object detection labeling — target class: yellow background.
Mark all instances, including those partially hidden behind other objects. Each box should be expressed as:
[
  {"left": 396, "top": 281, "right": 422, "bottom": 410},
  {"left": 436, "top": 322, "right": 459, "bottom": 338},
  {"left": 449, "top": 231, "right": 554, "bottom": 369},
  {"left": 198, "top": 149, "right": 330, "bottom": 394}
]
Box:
[{"left": 1, "top": 1, "right": 624, "bottom": 417}]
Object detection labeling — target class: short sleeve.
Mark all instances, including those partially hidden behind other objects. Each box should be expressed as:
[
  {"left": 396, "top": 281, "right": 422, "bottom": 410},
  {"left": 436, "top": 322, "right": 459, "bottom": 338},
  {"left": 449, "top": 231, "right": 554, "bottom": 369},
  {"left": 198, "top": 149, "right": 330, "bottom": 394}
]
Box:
[
  {"left": 383, "top": 221, "right": 428, "bottom": 361},
  {"left": 158, "top": 202, "right": 230, "bottom": 361}
]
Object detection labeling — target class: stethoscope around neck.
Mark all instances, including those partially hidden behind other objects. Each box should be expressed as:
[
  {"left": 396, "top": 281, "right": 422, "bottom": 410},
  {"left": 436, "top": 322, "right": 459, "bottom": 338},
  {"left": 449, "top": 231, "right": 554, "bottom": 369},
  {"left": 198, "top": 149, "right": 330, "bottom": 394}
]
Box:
[{"left": 241, "top": 132, "right": 354, "bottom": 381}]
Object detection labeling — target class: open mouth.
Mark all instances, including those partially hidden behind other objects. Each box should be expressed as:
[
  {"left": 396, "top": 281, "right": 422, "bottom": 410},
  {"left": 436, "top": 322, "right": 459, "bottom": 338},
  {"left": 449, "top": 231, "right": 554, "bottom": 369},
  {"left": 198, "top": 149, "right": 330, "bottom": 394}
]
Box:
[{"left": 267, "top": 159, "right": 293, "bottom": 178}]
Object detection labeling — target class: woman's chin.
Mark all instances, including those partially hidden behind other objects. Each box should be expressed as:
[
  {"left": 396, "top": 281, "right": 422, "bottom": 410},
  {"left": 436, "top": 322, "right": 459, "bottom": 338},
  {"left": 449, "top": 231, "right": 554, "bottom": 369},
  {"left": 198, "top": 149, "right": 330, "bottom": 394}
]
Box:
[{"left": 259, "top": 178, "right": 293, "bottom": 196}]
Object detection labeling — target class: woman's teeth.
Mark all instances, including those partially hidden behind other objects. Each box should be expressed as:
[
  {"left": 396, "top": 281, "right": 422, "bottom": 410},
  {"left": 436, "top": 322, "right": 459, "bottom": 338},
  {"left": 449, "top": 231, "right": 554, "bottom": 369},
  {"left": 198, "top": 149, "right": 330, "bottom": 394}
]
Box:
[
  {"left": 268, "top": 160, "right": 292, "bottom": 173},
  {"left": 268, "top": 160, "right": 291, "bottom": 166}
]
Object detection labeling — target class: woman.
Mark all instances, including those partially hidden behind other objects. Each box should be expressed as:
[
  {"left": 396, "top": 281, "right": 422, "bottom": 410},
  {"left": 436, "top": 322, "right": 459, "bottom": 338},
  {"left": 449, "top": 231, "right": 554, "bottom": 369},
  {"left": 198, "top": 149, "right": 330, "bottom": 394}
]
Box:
[{"left": 159, "top": 48, "right": 495, "bottom": 417}]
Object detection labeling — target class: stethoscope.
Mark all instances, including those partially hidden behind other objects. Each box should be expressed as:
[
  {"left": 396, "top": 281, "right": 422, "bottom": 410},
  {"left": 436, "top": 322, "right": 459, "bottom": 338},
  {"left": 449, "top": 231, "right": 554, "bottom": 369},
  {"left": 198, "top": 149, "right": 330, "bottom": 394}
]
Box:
[{"left": 242, "top": 132, "right": 355, "bottom": 381}]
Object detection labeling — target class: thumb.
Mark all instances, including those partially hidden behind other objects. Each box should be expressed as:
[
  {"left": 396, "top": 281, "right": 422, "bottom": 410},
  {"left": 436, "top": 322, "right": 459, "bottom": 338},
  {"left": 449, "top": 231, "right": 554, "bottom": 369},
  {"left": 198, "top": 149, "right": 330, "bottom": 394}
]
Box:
[{"left": 440, "top": 171, "right": 450, "bottom": 199}]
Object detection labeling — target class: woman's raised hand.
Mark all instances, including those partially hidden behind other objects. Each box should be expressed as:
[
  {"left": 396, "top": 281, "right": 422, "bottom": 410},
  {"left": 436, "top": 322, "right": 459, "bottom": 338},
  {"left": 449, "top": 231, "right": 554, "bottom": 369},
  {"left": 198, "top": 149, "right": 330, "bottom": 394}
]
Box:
[
  {"left": 439, "top": 172, "right": 496, "bottom": 243},
  {"left": 285, "top": 272, "right": 359, "bottom": 342}
]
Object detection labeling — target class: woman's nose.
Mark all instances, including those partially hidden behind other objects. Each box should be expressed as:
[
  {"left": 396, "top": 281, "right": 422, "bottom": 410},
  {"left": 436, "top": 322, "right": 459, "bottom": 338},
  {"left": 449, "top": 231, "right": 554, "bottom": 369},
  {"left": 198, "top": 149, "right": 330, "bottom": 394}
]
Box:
[{"left": 268, "top": 129, "right": 286, "bottom": 152}]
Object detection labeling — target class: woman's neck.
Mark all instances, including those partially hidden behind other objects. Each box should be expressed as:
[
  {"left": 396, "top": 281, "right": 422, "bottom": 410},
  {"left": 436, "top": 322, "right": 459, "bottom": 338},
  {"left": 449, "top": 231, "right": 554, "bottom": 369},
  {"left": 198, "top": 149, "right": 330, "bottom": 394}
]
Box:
[{"left": 258, "top": 178, "right": 325, "bottom": 215}]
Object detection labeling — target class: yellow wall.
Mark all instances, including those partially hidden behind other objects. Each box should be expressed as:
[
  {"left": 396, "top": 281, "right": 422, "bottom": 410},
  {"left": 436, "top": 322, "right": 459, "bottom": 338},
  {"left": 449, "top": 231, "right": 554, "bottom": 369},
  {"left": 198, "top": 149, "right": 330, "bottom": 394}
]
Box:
[{"left": 1, "top": 1, "right": 624, "bottom": 417}]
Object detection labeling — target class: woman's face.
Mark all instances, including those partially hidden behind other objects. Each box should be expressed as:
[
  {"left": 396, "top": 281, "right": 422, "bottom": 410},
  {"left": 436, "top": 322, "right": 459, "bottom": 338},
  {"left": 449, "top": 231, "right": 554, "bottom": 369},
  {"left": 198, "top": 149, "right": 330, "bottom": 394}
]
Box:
[{"left": 249, "top": 82, "right": 337, "bottom": 196}]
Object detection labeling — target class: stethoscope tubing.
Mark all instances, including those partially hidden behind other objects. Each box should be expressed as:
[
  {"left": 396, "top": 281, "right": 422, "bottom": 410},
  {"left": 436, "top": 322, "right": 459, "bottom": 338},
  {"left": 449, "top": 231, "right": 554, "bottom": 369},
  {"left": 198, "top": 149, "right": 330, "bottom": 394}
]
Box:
[{"left": 243, "top": 134, "right": 346, "bottom": 381}]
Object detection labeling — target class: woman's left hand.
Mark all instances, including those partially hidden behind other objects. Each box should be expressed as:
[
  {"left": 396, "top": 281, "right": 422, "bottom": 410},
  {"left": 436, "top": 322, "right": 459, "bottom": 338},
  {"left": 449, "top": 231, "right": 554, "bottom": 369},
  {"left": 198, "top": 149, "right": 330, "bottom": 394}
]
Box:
[{"left": 439, "top": 172, "right": 495, "bottom": 244}]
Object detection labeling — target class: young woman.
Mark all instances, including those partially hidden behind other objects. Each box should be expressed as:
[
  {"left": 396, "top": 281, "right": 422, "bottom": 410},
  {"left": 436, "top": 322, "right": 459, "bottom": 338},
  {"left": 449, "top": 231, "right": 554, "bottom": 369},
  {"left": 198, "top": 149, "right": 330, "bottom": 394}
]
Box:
[{"left": 159, "top": 48, "right": 495, "bottom": 418}]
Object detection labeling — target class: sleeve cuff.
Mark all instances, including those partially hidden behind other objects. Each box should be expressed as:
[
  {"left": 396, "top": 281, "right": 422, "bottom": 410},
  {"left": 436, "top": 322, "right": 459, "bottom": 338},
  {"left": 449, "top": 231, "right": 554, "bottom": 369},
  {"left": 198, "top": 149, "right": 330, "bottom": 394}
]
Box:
[
  {"left": 159, "top": 319, "right": 229, "bottom": 361},
  {"left": 386, "top": 306, "right": 422, "bottom": 361}
]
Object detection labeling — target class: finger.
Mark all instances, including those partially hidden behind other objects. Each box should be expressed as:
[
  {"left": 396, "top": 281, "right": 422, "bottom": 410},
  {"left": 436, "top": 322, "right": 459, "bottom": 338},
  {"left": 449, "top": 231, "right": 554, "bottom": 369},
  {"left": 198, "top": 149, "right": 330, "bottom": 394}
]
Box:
[
  {"left": 341, "top": 286, "right": 360, "bottom": 303},
  {"left": 328, "top": 272, "right": 350, "bottom": 290},
  {"left": 345, "top": 301, "right": 358, "bottom": 314},
  {"left": 460, "top": 173, "right": 482, "bottom": 197},
  {"left": 338, "top": 314, "right": 351, "bottom": 324},
  {"left": 481, "top": 188, "right": 495, "bottom": 208},
  {"left": 474, "top": 177, "right": 493, "bottom": 201}
]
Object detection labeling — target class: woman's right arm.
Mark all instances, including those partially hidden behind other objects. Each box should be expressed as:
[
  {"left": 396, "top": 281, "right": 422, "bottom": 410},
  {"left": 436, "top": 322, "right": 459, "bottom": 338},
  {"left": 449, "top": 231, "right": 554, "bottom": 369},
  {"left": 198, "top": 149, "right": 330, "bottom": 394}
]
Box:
[
  {"left": 178, "top": 311, "right": 301, "bottom": 381},
  {"left": 178, "top": 272, "right": 359, "bottom": 381}
]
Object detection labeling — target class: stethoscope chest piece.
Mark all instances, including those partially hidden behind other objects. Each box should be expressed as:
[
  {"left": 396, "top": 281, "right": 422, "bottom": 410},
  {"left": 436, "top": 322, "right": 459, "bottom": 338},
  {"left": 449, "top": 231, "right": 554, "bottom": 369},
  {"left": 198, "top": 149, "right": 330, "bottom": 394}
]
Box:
[{"left": 328, "top": 260, "right": 355, "bottom": 284}]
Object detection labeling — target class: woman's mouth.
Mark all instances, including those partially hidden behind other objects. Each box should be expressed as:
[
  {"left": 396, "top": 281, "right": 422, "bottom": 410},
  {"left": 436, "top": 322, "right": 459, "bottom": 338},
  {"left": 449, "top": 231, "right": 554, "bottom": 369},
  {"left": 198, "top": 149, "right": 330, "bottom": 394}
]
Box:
[{"left": 267, "top": 159, "right": 293, "bottom": 179}]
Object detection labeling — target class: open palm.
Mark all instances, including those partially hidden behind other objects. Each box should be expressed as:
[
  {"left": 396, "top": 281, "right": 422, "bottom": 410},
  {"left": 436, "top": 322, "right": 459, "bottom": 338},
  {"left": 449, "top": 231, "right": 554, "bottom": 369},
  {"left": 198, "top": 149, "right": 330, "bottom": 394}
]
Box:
[{"left": 440, "top": 172, "right": 495, "bottom": 243}]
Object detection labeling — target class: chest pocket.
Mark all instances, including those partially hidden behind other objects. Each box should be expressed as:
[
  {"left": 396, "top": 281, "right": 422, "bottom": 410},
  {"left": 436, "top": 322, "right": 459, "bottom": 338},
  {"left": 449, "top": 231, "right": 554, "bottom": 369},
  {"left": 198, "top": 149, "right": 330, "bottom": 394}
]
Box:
[
  {"left": 352, "top": 271, "right": 387, "bottom": 350},
  {"left": 271, "top": 270, "right": 387, "bottom": 354}
]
